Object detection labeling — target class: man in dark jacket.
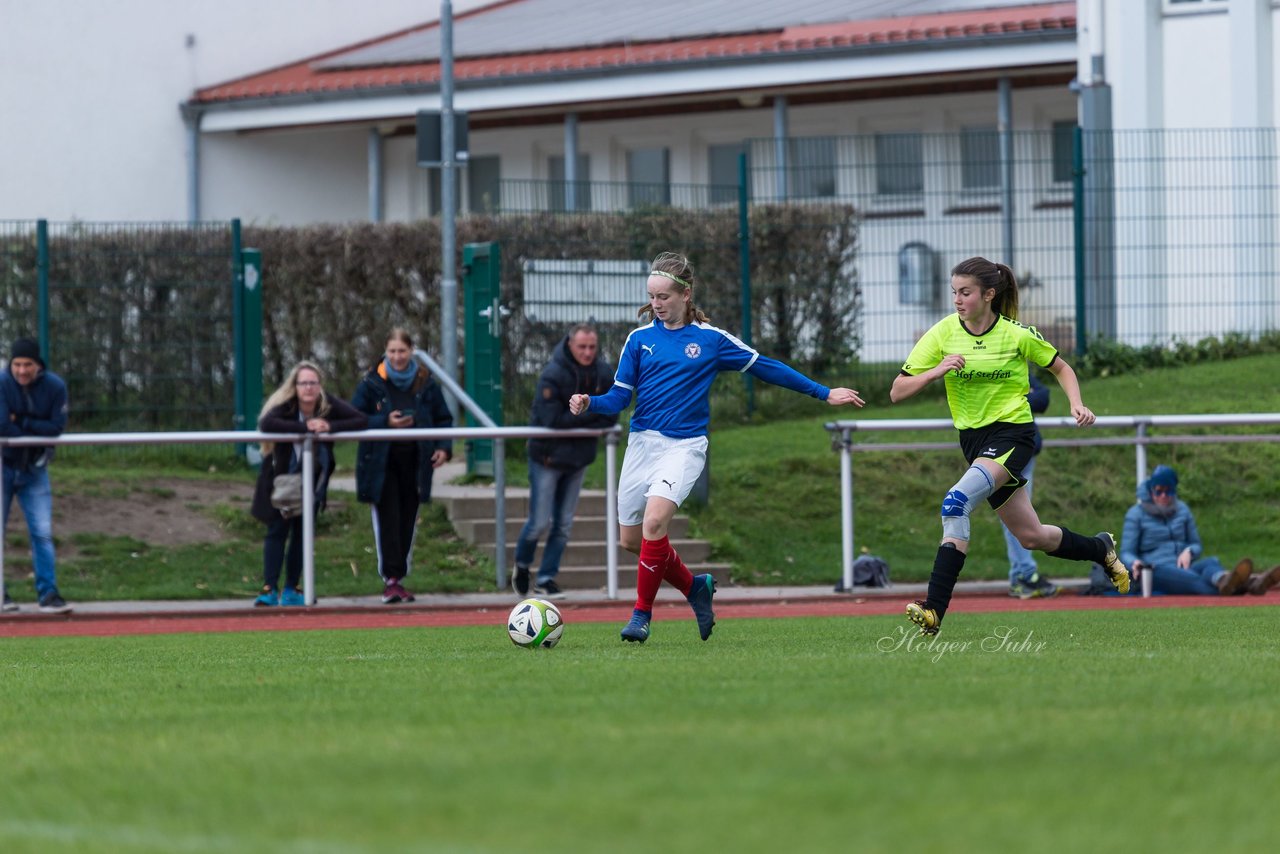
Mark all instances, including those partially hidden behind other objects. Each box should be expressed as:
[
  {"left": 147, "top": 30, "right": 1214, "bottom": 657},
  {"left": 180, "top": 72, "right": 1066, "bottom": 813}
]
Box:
[
  {"left": 512, "top": 324, "right": 617, "bottom": 598},
  {"left": 0, "top": 338, "right": 71, "bottom": 614}
]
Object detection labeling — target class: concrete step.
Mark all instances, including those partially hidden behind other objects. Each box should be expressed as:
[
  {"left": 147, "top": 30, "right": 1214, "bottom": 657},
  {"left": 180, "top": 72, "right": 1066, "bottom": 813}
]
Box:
[
  {"left": 522, "top": 563, "right": 733, "bottom": 590},
  {"left": 490, "top": 538, "right": 712, "bottom": 567},
  {"left": 453, "top": 514, "right": 691, "bottom": 545},
  {"left": 443, "top": 492, "right": 610, "bottom": 521}
]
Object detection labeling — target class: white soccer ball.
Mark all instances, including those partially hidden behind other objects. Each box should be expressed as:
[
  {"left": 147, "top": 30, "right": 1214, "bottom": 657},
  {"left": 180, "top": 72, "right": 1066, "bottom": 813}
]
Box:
[{"left": 507, "top": 598, "right": 564, "bottom": 649}]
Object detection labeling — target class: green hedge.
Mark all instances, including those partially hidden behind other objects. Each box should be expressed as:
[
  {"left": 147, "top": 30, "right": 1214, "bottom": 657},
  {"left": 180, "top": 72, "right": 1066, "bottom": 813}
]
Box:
[{"left": 245, "top": 204, "right": 861, "bottom": 421}]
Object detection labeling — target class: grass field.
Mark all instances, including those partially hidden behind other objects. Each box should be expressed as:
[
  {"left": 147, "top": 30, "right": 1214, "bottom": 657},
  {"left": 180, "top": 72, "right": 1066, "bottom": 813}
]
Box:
[{"left": 3, "top": 606, "right": 1278, "bottom": 853}]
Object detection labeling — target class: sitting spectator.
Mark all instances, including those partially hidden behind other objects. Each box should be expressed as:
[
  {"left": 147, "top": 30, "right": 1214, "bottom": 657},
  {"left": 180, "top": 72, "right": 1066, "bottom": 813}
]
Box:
[{"left": 1119, "top": 465, "right": 1276, "bottom": 595}]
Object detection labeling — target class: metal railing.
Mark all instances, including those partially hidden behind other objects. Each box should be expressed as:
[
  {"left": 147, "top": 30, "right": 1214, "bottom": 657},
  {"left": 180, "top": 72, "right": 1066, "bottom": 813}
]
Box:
[
  {"left": 0, "top": 424, "right": 623, "bottom": 607},
  {"left": 824, "top": 414, "right": 1280, "bottom": 592}
]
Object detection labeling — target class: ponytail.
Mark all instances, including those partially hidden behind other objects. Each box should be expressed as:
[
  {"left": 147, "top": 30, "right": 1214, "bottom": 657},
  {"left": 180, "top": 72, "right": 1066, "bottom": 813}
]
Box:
[
  {"left": 951, "top": 256, "right": 1019, "bottom": 321},
  {"left": 637, "top": 251, "right": 709, "bottom": 325}
]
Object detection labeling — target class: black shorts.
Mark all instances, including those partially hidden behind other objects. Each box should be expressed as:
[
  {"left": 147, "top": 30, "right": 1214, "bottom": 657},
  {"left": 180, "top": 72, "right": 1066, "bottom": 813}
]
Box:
[{"left": 957, "top": 422, "right": 1037, "bottom": 510}]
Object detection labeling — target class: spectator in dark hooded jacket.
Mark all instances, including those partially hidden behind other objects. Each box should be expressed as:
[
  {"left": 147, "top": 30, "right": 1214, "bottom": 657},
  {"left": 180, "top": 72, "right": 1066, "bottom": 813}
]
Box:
[{"left": 511, "top": 324, "right": 617, "bottom": 599}]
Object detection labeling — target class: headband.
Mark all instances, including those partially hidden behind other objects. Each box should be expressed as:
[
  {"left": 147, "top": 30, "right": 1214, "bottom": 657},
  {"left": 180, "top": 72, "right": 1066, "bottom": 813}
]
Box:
[{"left": 650, "top": 269, "right": 691, "bottom": 288}]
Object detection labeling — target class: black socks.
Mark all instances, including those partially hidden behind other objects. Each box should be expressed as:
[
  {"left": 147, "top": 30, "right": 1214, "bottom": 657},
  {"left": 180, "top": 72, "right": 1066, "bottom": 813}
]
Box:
[
  {"left": 1046, "top": 527, "right": 1106, "bottom": 564},
  {"left": 926, "top": 543, "right": 967, "bottom": 618}
]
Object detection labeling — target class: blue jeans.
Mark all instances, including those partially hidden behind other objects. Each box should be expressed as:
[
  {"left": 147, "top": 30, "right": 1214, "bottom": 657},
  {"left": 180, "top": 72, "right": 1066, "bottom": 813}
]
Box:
[
  {"left": 2, "top": 466, "right": 58, "bottom": 599},
  {"left": 514, "top": 460, "right": 587, "bottom": 584},
  {"left": 1144, "top": 556, "right": 1226, "bottom": 596},
  {"left": 1003, "top": 455, "right": 1038, "bottom": 584}
]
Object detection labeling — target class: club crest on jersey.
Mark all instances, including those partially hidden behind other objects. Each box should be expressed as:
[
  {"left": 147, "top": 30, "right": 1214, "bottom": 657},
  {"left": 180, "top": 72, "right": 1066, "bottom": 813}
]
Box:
[{"left": 684, "top": 343, "right": 702, "bottom": 359}]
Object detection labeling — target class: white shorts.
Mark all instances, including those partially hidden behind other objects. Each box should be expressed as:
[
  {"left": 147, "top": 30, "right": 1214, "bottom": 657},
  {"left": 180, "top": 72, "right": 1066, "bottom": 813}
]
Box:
[{"left": 617, "top": 430, "right": 709, "bottom": 526}]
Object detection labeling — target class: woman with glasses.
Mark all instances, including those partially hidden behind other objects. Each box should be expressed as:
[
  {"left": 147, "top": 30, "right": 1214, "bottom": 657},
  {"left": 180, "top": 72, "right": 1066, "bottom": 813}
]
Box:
[
  {"left": 1119, "top": 464, "right": 1276, "bottom": 595},
  {"left": 352, "top": 328, "right": 453, "bottom": 605},
  {"left": 250, "top": 361, "right": 367, "bottom": 606}
]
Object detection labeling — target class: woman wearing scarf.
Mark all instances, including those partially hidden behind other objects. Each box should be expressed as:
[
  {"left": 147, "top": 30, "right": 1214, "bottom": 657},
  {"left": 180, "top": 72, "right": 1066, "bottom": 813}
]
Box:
[{"left": 353, "top": 328, "right": 453, "bottom": 604}]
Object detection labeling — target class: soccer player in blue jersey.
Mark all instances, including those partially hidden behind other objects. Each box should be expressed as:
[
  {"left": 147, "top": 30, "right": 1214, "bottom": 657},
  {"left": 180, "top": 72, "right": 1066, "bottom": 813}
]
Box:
[
  {"left": 569, "top": 251, "right": 864, "bottom": 643},
  {"left": 890, "top": 256, "right": 1131, "bottom": 638}
]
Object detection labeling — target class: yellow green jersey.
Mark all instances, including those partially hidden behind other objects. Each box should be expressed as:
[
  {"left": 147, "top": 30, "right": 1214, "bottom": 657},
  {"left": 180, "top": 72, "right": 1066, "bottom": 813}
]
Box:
[{"left": 901, "top": 314, "right": 1058, "bottom": 430}]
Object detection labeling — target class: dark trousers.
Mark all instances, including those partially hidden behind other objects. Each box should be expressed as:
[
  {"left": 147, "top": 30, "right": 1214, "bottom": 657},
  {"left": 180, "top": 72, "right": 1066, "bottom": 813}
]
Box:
[
  {"left": 262, "top": 513, "right": 305, "bottom": 591},
  {"left": 373, "top": 464, "right": 420, "bottom": 581}
]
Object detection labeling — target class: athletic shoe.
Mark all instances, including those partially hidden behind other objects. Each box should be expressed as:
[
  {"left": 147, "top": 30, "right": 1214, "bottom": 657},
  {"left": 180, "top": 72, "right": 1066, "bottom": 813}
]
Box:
[
  {"left": 1009, "top": 574, "right": 1060, "bottom": 600},
  {"left": 38, "top": 592, "right": 72, "bottom": 615},
  {"left": 906, "top": 600, "right": 940, "bottom": 637},
  {"left": 1096, "top": 532, "right": 1131, "bottom": 594},
  {"left": 398, "top": 582, "right": 416, "bottom": 603},
  {"left": 1247, "top": 564, "right": 1280, "bottom": 595},
  {"left": 2, "top": 592, "right": 18, "bottom": 613},
  {"left": 254, "top": 587, "right": 279, "bottom": 607},
  {"left": 687, "top": 574, "right": 717, "bottom": 641},
  {"left": 280, "top": 588, "right": 306, "bottom": 607},
  {"left": 512, "top": 565, "right": 530, "bottom": 596},
  {"left": 382, "top": 581, "right": 404, "bottom": 604},
  {"left": 620, "top": 609, "right": 651, "bottom": 643},
  {"left": 533, "top": 579, "right": 566, "bottom": 600},
  {"left": 1217, "top": 558, "right": 1253, "bottom": 595}
]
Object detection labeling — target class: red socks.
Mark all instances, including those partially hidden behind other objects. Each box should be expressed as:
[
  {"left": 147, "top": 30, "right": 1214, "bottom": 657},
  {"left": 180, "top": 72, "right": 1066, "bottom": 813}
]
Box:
[
  {"left": 663, "top": 546, "right": 694, "bottom": 597},
  {"left": 635, "top": 536, "right": 693, "bottom": 610}
]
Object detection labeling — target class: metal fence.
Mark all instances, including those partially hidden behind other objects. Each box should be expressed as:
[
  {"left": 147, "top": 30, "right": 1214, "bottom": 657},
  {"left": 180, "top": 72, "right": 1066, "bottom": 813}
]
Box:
[
  {"left": 1, "top": 220, "right": 238, "bottom": 432},
  {"left": 10, "top": 128, "right": 1280, "bottom": 436},
  {"left": 0, "top": 424, "right": 620, "bottom": 605},
  {"left": 742, "top": 128, "right": 1280, "bottom": 360},
  {"left": 824, "top": 413, "right": 1280, "bottom": 592}
]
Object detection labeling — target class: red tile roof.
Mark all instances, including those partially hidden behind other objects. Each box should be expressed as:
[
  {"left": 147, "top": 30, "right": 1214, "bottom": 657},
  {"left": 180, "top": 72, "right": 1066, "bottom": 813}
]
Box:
[{"left": 192, "top": 2, "right": 1076, "bottom": 106}]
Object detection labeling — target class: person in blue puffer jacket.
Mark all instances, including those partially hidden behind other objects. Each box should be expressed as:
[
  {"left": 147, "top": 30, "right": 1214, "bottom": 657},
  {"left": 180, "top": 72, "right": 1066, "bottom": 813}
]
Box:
[{"left": 1118, "top": 465, "right": 1274, "bottom": 595}]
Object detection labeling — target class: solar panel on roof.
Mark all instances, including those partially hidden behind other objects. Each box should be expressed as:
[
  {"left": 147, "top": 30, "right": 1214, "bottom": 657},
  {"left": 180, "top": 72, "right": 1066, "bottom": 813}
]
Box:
[{"left": 315, "top": 0, "right": 1054, "bottom": 69}]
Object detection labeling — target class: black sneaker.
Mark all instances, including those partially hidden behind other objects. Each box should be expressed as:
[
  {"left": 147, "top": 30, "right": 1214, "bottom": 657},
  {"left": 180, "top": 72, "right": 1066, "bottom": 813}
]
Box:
[
  {"left": 38, "top": 592, "right": 72, "bottom": 615},
  {"left": 1009, "top": 573, "right": 1060, "bottom": 600},
  {"left": 2, "top": 592, "right": 18, "bottom": 613},
  {"left": 533, "top": 579, "right": 566, "bottom": 600},
  {"left": 512, "top": 565, "right": 530, "bottom": 597}
]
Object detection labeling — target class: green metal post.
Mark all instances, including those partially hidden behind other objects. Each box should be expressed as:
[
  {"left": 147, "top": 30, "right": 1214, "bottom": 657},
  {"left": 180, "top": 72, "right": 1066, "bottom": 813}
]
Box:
[
  {"left": 240, "top": 248, "right": 264, "bottom": 439},
  {"left": 738, "top": 153, "right": 755, "bottom": 416},
  {"left": 231, "top": 219, "right": 245, "bottom": 442},
  {"left": 462, "top": 241, "right": 504, "bottom": 477},
  {"left": 36, "top": 219, "right": 49, "bottom": 359},
  {"left": 1072, "top": 126, "right": 1087, "bottom": 357}
]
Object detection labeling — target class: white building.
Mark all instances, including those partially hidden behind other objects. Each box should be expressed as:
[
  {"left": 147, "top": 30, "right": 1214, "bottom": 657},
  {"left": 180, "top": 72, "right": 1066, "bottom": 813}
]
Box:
[{"left": 4, "top": 0, "right": 1276, "bottom": 350}]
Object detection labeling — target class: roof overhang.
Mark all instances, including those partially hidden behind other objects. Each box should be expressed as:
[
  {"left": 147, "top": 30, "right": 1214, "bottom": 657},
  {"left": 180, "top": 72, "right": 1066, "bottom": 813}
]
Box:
[{"left": 196, "top": 32, "right": 1076, "bottom": 133}]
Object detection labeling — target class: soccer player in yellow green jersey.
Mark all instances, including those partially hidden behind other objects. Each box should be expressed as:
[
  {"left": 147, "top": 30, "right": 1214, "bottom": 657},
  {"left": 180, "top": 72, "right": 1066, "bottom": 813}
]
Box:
[{"left": 890, "top": 257, "right": 1131, "bottom": 636}]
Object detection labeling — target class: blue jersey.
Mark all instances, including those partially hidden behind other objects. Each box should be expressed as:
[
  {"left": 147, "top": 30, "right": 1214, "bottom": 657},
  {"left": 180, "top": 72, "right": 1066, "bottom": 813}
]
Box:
[{"left": 587, "top": 320, "right": 829, "bottom": 438}]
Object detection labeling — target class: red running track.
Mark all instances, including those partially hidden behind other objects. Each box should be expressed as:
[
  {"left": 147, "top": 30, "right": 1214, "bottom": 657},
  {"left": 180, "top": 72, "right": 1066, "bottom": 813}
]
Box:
[{"left": 1, "top": 592, "right": 1276, "bottom": 639}]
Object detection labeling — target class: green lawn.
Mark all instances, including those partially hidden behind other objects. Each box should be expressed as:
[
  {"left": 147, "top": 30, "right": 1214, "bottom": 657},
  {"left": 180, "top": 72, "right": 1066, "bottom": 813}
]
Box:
[{"left": 2, "top": 606, "right": 1278, "bottom": 852}]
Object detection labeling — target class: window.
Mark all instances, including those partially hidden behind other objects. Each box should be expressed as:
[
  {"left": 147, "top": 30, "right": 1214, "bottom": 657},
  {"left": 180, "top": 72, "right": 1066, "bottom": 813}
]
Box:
[
  {"left": 708, "top": 142, "right": 747, "bottom": 205},
  {"left": 1164, "top": 0, "right": 1226, "bottom": 10},
  {"left": 788, "top": 137, "right": 836, "bottom": 198},
  {"left": 960, "top": 126, "right": 1000, "bottom": 191},
  {"left": 626, "top": 147, "right": 670, "bottom": 207},
  {"left": 548, "top": 154, "right": 591, "bottom": 212},
  {"left": 875, "top": 133, "right": 923, "bottom": 196},
  {"left": 466, "top": 155, "right": 501, "bottom": 213},
  {"left": 1051, "top": 121, "right": 1076, "bottom": 184}
]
